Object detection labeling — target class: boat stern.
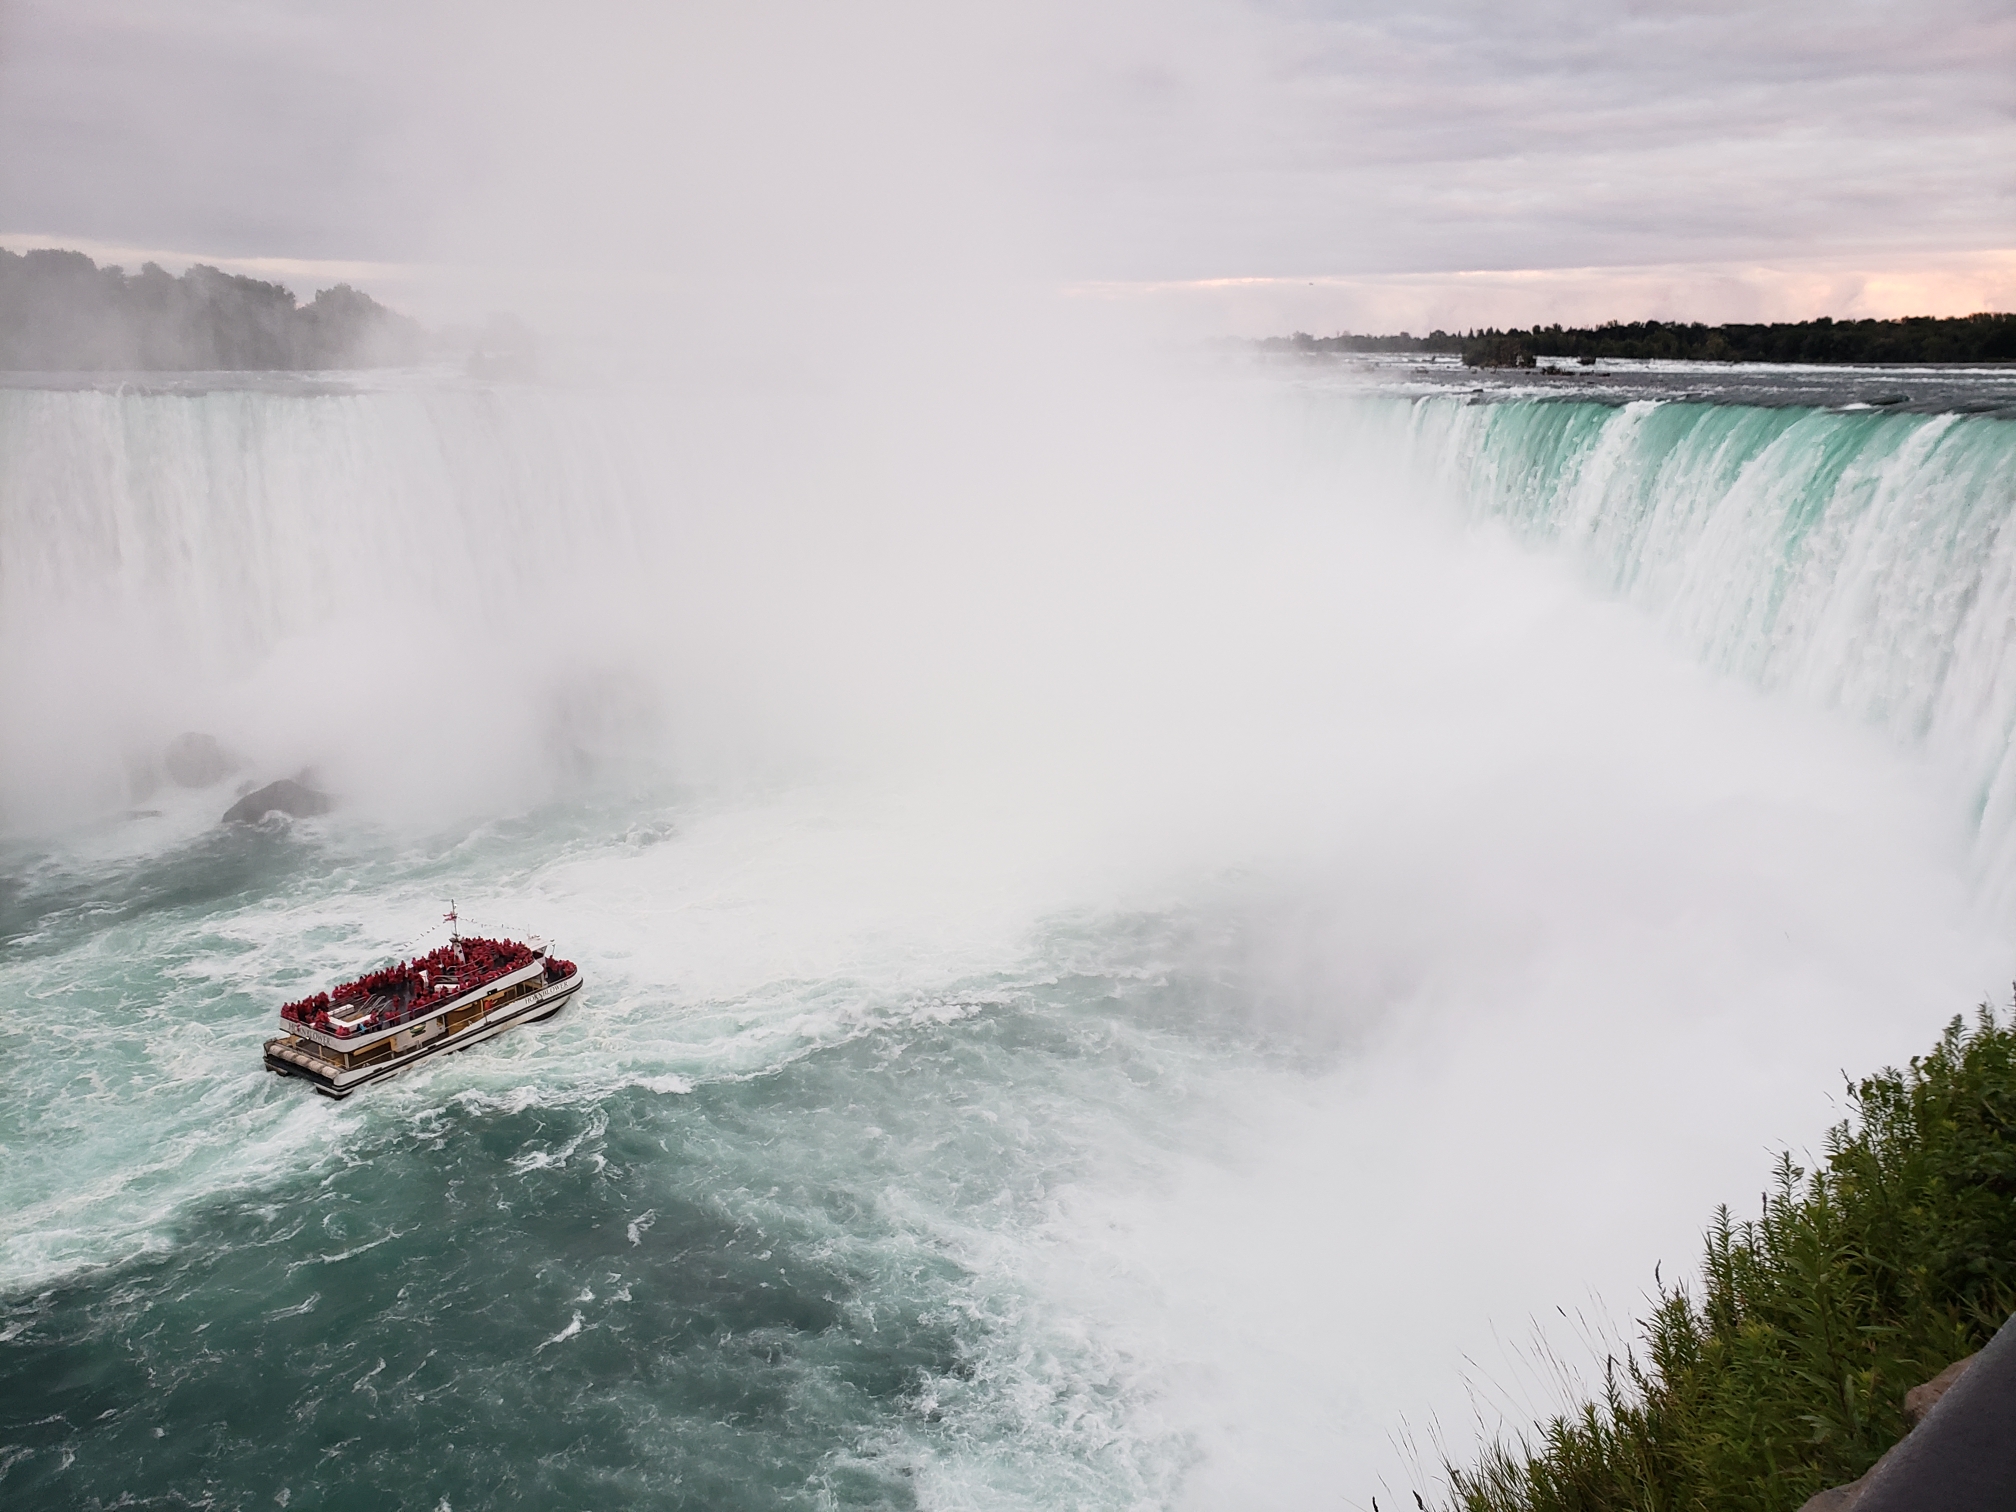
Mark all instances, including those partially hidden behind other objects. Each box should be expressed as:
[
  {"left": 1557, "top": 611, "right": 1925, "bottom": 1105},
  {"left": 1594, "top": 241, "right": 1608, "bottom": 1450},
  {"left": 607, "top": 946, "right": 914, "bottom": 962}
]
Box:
[{"left": 264, "top": 1035, "right": 354, "bottom": 1098}]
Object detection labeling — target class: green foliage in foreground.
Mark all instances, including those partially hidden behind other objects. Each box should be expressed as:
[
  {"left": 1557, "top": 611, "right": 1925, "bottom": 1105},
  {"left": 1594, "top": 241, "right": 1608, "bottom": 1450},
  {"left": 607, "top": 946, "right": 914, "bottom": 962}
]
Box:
[{"left": 1450, "top": 1009, "right": 2016, "bottom": 1512}]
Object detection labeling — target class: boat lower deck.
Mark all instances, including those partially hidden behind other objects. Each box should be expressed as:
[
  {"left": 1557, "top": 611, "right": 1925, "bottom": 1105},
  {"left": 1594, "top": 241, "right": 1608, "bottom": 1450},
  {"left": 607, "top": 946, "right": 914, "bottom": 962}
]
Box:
[{"left": 265, "top": 970, "right": 583, "bottom": 1098}]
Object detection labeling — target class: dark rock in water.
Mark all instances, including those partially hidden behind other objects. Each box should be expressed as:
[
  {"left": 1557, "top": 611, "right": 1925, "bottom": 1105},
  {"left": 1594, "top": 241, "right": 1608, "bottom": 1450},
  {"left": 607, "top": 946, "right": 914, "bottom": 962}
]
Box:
[
  {"left": 220, "top": 779, "right": 331, "bottom": 825},
  {"left": 1797, "top": 1319, "right": 2016, "bottom": 1511},
  {"left": 125, "top": 751, "right": 161, "bottom": 803},
  {"left": 165, "top": 732, "right": 235, "bottom": 787}
]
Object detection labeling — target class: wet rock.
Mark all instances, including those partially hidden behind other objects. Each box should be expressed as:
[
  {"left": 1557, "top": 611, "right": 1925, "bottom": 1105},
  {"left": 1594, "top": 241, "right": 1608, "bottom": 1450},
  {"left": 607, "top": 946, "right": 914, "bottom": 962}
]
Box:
[
  {"left": 165, "top": 731, "right": 235, "bottom": 787},
  {"left": 220, "top": 778, "right": 331, "bottom": 825},
  {"left": 125, "top": 751, "right": 161, "bottom": 803}
]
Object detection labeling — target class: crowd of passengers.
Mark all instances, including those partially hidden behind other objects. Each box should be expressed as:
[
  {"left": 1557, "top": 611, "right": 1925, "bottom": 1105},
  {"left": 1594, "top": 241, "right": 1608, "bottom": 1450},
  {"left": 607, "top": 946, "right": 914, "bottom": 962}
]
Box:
[{"left": 279, "top": 937, "right": 557, "bottom": 1034}]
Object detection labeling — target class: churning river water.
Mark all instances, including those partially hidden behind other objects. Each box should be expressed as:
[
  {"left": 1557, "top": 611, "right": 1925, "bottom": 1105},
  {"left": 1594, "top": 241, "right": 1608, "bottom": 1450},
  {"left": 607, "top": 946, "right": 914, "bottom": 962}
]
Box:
[{"left": 4, "top": 359, "right": 2016, "bottom": 1509}]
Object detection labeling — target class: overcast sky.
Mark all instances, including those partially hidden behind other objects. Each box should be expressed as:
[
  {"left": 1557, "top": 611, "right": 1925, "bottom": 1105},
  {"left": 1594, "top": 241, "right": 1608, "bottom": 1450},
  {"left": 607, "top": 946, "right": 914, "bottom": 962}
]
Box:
[{"left": 1, "top": 0, "right": 2010, "bottom": 333}]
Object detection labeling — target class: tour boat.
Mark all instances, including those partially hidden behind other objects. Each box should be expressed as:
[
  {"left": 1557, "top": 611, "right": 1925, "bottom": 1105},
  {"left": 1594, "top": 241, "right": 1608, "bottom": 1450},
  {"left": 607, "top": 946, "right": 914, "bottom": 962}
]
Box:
[{"left": 263, "top": 911, "right": 583, "bottom": 1098}]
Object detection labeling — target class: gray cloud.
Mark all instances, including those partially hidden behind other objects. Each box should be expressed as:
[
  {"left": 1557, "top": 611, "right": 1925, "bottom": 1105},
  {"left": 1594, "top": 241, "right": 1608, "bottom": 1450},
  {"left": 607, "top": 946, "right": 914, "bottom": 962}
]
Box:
[
  {"left": 1048, "top": 0, "right": 2016, "bottom": 278},
  {"left": 0, "top": 1, "right": 445, "bottom": 259},
  {"left": 0, "top": 0, "right": 2008, "bottom": 327}
]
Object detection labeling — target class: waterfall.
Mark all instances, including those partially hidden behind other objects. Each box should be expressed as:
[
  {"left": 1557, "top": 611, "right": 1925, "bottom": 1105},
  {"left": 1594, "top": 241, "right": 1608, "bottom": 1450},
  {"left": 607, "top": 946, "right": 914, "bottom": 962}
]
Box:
[
  {"left": 0, "top": 380, "right": 656, "bottom": 674},
  {"left": 1337, "top": 394, "right": 2016, "bottom": 878},
  {"left": 8, "top": 374, "right": 2015, "bottom": 864},
  {"left": 0, "top": 379, "right": 672, "bottom": 826}
]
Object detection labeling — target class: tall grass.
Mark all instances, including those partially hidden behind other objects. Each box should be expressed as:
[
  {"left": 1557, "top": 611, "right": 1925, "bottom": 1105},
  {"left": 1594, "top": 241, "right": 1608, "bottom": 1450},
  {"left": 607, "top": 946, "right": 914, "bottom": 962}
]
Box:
[{"left": 1449, "top": 1008, "right": 2016, "bottom": 1512}]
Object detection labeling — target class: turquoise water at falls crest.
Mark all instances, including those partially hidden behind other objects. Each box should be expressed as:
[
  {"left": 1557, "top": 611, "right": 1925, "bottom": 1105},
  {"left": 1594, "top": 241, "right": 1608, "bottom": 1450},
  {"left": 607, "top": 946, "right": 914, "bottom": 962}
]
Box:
[{"left": 1360, "top": 397, "right": 2016, "bottom": 875}]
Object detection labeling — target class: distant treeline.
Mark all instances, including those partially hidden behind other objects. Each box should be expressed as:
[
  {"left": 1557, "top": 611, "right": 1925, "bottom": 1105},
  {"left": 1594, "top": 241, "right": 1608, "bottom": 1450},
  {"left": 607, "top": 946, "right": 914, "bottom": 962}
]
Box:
[
  {"left": 0, "top": 247, "right": 424, "bottom": 370},
  {"left": 1260, "top": 314, "right": 2016, "bottom": 368}
]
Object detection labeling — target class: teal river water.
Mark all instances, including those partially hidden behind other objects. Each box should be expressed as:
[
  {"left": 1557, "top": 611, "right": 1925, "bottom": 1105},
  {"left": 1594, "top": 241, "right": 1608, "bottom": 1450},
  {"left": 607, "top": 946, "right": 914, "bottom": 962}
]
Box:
[{"left": 2, "top": 798, "right": 1244, "bottom": 1509}]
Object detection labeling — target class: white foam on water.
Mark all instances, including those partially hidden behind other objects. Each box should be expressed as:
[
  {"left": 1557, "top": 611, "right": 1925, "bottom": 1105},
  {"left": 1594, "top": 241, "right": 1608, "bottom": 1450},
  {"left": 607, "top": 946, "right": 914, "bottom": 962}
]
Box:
[{"left": 537, "top": 1311, "right": 586, "bottom": 1350}]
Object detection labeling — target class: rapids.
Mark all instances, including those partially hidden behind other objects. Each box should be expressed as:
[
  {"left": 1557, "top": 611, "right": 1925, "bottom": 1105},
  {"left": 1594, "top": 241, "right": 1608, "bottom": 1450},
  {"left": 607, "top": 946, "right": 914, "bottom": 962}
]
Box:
[{"left": 2, "top": 367, "right": 2012, "bottom": 1508}]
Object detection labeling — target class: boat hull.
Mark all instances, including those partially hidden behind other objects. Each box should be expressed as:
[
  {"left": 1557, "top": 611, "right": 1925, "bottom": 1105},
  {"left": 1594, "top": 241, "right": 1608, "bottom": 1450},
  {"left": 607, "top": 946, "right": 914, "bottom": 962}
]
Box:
[{"left": 264, "top": 970, "right": 583, "bottom": 1099}]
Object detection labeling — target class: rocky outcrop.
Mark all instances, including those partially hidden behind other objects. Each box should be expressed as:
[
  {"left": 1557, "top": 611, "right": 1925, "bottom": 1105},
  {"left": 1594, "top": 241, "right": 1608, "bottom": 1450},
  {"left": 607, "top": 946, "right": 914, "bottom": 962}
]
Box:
[
  {"left": 1903, "top": 1351, "right": 1976, "bottom": 1425},
  {"left": 164, "top": 732, "right": 235, "bottom": 787},
  {"left": 220, "top": 778, "right": 331, "bottom": 825},
  {"left": 1797, "top": 1320, "right": 2013, "bottom": 1511},
  {"left": 1798, "top": 1477, "right": 1867, "bottom": 1511}
]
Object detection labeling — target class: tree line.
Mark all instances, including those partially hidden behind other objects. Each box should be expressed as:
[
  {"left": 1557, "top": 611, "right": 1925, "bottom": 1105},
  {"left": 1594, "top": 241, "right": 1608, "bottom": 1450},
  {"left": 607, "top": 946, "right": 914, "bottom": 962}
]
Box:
[
  {"left": 1258, "top": 314, "right": 2016, "bottom": 368},
  {"left": 0, "top": 247, "right": 424, "bottom": 370}
]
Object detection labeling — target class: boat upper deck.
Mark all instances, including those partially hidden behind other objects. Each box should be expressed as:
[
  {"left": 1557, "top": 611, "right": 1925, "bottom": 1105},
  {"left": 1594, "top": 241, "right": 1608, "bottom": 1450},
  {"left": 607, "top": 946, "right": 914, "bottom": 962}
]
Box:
[{"left": 280, "top": 936, "right": 576, "bottom": 1051}]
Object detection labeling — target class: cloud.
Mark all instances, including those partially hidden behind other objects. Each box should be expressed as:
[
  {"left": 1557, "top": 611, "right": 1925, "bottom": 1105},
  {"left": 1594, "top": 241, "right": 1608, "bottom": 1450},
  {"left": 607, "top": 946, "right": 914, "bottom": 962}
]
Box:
[
  {"left": 0, "top": 0, "right": 2009, "bottom": 330},
  {"left": 1047, "top": 0, "right": 2016, "bottom": 281},
  {"left": 1076, "top": 248, "right": 2016, "bottom": 334}
]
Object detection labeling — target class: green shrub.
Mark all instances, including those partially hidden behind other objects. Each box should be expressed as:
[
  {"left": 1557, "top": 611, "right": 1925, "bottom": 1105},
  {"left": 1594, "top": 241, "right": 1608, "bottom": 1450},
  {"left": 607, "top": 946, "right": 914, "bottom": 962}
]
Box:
[{"left": 1449, "top": 1008, "right": 2016, "bottom": 1512}]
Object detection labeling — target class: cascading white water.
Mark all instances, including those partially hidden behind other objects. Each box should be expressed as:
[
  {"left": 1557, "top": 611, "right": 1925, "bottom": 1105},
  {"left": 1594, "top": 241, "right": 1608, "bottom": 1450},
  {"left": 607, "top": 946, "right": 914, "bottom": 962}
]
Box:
[
  {"left": 0, "top": 380, "right": 658, "bottom": 662},
  {"left": 14, "top": 379, "right": 2009, "bottom": 846},
  {"left": 0, "top": 378, "right": 684, "bottom": 827},
  {"left": 1318, "top": 394, "right": 2016, "bottom": 892}
]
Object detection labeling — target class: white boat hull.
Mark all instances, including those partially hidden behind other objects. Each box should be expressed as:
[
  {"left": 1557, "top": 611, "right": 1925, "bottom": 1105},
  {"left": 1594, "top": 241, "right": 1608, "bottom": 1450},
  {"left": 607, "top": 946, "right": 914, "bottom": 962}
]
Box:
[{"left": 264, "top": 969, "right": 583, "bottom": 1098}]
